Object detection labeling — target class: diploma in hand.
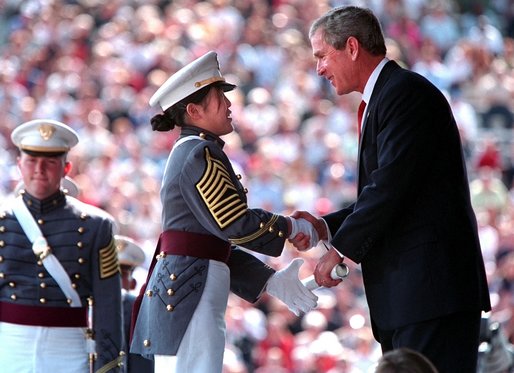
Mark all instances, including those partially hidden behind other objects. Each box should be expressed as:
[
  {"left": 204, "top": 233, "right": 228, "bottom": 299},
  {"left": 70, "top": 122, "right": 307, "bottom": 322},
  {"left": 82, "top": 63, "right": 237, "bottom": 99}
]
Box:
[
  {"left": 301, "top": 240, "right": 349, "bottom": 290},
  {"left": 301, "top": 263, "right": 349, "bottom": 290}
]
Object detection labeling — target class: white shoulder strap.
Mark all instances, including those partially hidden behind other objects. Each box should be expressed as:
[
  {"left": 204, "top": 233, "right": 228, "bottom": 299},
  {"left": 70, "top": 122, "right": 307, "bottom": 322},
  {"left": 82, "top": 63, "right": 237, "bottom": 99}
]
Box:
[
  {"left": 12, "top": 196, "right": 82, "bottom": 307},
  {"left": 172, "top": 135, "right": 203, "bottom": 154}
]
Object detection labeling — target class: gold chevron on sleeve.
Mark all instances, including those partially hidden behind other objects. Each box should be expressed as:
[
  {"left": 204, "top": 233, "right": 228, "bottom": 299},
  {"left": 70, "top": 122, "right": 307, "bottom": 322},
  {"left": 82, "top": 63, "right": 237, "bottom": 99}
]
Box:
[
  {"left": 99, "top": 238, "right": 119, "bottom": 279},
  {"left": 196, "top": 147, "right": 248, "bottom": 229},
  {"left": 229, "top": 214, "right": 280, "bottom": 245}
]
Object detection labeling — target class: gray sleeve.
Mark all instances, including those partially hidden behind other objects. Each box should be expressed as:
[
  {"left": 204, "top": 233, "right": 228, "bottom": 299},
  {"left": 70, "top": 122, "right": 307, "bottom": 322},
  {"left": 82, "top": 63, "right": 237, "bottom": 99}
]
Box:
[
  {"left": 180, "top": 142, "right": 288, "bottom": 257},
  {"left": 228, "top": 247, "right": 275, "bottom": 303}
]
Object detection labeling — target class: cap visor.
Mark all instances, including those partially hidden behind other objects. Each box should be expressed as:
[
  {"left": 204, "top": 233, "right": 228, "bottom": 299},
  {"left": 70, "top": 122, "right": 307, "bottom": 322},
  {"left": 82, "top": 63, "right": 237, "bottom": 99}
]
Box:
[
  {"left": 21, "top": 149, "right": 66, "bottom": 157},
  {"left": 220, "top": 82, "right": 236, "bottom": 92}
]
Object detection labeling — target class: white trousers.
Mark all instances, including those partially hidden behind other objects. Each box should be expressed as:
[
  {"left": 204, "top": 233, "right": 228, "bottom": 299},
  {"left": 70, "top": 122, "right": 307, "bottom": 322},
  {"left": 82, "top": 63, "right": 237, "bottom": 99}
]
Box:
[
  {"left": 155, "top": 260, "right": 230, "bottom": 373},
  {"left": 0, "top": 321, "right": 89, "bottom": 373}
]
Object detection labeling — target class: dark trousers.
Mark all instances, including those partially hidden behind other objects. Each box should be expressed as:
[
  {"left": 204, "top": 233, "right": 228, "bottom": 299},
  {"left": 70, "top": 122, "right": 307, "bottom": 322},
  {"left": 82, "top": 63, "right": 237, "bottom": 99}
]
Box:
[{"left": 374, "top": 310, "right": 482, "bottom": 373}]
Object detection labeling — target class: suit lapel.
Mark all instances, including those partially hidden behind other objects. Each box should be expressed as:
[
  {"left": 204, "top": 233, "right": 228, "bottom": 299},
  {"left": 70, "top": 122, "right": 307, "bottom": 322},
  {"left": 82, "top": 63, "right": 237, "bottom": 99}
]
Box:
[
  {"left": 361, "top": 60, "right": 400, "bottom": 142},
  {"left": 357, "top": 60, "right": 402, "bottom": 188}
]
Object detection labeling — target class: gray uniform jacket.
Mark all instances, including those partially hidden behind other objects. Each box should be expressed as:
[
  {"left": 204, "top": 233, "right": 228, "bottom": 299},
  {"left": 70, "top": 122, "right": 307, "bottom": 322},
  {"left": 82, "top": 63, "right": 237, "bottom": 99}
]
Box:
[
  {"left": 0, "top": 191, "right": 123, "bottom": 372},
  {"left": 122, "top": 292, "right": 154, "bottom": 372},
  {"left": 131, "top": 126, "right": 289, "bottom": 357}
]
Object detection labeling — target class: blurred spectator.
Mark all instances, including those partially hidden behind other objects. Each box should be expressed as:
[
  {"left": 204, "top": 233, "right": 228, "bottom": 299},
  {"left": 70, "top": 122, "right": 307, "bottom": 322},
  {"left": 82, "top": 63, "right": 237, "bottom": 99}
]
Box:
[
  {"left": 475, "top": 137, "right": 504, "bottom": 172},
  {"left": 242, "top": 87, "right": 280, "bottom": 137},
  {"left": 419, "top": 1, "right": 461, "bottom": 56},
  {"left": 470, "top": 166, "right": 510, "bottom": 224},
  {"left": 446, "top": 84, "right": 480, "bottom": 163},
  {"left": 412, "top": 38, "right": 453, "bottom": 91},
  {"left": 476, "top": 209, "right": 501, "bottom": 277},
  {"left": 468, "top": 58, "right": 514, "bottom": 131},
  {"left": 385, "top": 7, "right": 423, "bottom": 66},
  {"left": 468, "top": 15, "right": 504, "bottom": 56},
  {"left": 226, "top": 295, "right": 267, "bottom": 373},
  {"left": 253, "top": 312, "right": 296, "bottom": 372},
  {"left": 246, "top": 158, "right": 286, "bottom": 212},
  {"left": 444, "top": 39, "right": 476, "bottom": 86},
  {"left": 489, "top": 250, "right": 514, "bottom": 343}
]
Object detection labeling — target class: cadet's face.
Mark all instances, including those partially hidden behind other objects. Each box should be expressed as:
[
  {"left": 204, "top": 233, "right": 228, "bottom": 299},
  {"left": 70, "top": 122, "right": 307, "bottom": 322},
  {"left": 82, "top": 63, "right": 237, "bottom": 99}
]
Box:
[
  {"left": 17, "top": 153, "right": 68, "bottom": 200},
  {"left": 202, "top": 87, "right": 234, "bottom": 136}
]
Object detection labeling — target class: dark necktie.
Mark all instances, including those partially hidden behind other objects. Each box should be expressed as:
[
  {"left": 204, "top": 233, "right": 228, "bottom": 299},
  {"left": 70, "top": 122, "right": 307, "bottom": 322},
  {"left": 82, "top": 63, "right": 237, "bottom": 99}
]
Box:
[{"left": 357, "top": 100, "right": 366, "bottom": 140}]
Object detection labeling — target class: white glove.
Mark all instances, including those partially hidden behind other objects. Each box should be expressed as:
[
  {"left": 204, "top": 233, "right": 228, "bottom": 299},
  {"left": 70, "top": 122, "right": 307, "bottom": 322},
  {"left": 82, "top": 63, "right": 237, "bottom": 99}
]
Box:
[
  {"left": 288, "top": 218, "right": 319, "bottom": 249},
  {"left": 266, "top": 258, "right": 318, "bottom": 316}
]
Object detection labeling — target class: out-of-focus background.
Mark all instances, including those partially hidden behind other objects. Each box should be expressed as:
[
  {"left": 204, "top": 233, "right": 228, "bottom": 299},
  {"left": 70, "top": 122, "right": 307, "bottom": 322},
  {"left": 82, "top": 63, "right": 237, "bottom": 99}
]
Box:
[{"left": 1, "top": 0, "right": 514, "bottom": 371}]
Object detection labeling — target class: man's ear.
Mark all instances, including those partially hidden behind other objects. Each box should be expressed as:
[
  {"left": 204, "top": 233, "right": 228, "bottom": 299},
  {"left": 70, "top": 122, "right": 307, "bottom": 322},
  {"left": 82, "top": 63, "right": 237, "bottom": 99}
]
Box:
[
  {"left": 347, "top": 36, "right": 360, "bottom": 59},
  {"left": 64, "top": 161, "right": 72, "bottom": 176}
]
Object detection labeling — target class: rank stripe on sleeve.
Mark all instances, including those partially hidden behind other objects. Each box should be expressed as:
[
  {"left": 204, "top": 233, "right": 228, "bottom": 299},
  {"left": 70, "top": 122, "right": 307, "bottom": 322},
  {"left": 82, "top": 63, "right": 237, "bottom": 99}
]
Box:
[
  {"left": 99, "top": 239, "right": 119, "bottom": 279},
  {"left": 196, "top": 147, "right": 247, "bottom": 229}
]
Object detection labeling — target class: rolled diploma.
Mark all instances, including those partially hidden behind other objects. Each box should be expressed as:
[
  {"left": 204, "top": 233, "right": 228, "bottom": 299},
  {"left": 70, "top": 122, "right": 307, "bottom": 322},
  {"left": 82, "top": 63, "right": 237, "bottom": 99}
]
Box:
[{"left": 301, "top": 263, "right": 349, "bottom": 291}]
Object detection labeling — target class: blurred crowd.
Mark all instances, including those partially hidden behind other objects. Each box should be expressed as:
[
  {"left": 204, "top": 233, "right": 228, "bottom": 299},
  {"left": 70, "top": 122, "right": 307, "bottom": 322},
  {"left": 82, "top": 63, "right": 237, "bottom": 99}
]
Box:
[{"left": 1, "top": 0, "right": 514, "bottom": 372}]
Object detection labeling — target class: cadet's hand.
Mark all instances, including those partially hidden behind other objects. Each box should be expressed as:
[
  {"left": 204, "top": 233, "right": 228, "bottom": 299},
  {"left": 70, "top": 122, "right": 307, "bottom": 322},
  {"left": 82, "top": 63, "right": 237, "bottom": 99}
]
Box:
[
  {"left": 292, "top": 211, "right": 328, "bottom": 240},
  {"left": 288, "top": 211, "right": 327, "bottom": 251},
  {"left": 288, "top": 217, "right": 319, "bottom": 251},
  {"left": 266, "top": 258, "right": 318, "bottom": 316}
]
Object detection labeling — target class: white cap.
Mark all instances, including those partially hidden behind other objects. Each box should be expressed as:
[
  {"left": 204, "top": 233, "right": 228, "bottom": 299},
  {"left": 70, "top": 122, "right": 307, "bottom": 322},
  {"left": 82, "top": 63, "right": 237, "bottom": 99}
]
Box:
[
  {"left": 149, "top": 51, "right": 236, "bottom": 111},
  {"left": 115, "top": 235, "right": 145, "bottom": 268},
  {"left": 11, "top": 119, "right": 79, "bottom": 155}
]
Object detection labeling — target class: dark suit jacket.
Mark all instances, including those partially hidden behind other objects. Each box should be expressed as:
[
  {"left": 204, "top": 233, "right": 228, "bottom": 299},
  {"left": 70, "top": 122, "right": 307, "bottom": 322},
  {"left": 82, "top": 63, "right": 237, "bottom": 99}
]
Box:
[{"left": 323, "top": 60, "right": 491, "bottom": 330}]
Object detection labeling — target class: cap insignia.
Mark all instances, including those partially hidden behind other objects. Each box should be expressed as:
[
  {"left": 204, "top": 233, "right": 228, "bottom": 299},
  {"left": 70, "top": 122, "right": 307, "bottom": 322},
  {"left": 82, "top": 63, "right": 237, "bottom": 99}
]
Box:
[
  {"left": 116, "top": 240, "right": 127, "bottom": 252},
  {"left": 194, "top": 76, "right": 225, "bottom": 89},
  {"left": 39, "top": 124, "right": 55, "bottom": 141}
]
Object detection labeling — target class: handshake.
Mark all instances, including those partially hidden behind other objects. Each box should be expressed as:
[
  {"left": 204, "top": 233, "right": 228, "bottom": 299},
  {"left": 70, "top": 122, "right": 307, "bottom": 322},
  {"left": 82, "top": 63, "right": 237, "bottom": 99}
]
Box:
[
  {"left": 287, "top": 211, "right": 328, "bottom": 251},
  {"left": 265, "top": 211, "right": 349, "bottom": 316}
]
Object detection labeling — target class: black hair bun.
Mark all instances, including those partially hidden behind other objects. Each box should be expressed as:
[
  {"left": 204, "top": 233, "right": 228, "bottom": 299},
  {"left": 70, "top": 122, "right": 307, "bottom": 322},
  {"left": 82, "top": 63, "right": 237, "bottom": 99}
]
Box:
[{"left": 150, "top": 114, "right": 174, "bottom": 132}]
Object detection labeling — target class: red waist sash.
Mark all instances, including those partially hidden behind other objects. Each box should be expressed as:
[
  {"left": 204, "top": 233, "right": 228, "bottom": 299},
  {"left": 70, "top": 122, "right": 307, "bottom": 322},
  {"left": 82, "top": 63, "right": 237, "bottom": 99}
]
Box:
[
  {"left": 0, "top": 302, "right": 87, "bottom": 327},
  {"left": 159, "top": 230, "right": 231, "bottom": 263}
]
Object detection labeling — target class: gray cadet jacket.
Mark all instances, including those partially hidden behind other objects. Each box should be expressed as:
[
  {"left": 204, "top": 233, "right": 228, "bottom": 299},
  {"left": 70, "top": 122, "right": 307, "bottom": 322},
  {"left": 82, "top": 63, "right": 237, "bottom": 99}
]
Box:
[
  {"left": 131, "top": 126, "right": 289, "bottom": 357},
  {"left": 0, "top": 190, "right": 123, "bottom": 372}
]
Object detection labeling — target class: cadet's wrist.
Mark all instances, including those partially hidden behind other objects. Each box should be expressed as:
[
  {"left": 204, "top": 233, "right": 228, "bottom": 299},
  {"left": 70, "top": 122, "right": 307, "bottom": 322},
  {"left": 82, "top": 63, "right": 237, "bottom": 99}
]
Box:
[{"left": 285, "top": 216, "right": 293, "bottom": 237}]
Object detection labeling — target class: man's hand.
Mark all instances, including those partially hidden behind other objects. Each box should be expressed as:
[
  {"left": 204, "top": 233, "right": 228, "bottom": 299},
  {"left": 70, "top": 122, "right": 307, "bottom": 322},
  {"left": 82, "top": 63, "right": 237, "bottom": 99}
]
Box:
[
  {"left": 314, "top": 248, "right": 344, "bottom": 288},
  {"left": 266, "top": 258, "right": 318, "bottom": 316}
]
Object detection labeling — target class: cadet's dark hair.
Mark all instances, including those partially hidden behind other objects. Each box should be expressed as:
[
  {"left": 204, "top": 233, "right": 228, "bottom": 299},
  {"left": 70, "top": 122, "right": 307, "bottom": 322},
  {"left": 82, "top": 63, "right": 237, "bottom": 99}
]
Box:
[
  {"left": 150, "top": 83, "right": 215, "bottom": 132},
  {"left": 309, "top": 6, "right": 386, "bottom": 56}
]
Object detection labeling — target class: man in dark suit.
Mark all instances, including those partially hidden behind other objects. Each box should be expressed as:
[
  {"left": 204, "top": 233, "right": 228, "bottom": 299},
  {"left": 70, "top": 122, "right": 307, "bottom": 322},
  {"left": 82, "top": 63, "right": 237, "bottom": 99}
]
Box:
[{"left": 292, "top": 6, "right": 491, "bottom": 372}]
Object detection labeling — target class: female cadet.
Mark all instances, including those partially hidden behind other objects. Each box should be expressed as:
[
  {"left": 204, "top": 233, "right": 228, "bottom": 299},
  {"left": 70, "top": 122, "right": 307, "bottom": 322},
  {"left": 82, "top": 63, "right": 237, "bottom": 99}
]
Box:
[{"left": 130, "top": 51, "right": 319, "bottom": 373}]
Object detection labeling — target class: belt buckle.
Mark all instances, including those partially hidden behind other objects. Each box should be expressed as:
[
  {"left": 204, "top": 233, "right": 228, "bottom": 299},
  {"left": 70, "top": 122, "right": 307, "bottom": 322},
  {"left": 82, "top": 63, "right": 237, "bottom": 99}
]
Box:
[{"left": 33, "top": 236, "right": 52, "bottom": 260}]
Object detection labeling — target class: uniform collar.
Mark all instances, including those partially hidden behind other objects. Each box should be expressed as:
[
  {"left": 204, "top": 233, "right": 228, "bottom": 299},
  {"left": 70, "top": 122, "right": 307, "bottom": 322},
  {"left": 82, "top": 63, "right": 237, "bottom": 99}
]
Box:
[
  {"left": 179, "top": 125, "right": 225, "bottom": 148},
  {"left": 21, "top": 190, "right": 66, "bottom": 214}
]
